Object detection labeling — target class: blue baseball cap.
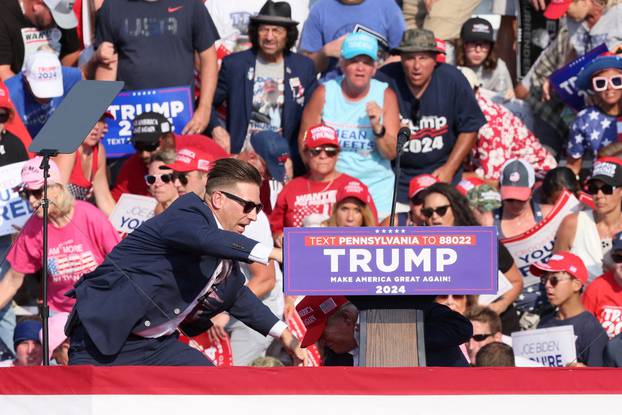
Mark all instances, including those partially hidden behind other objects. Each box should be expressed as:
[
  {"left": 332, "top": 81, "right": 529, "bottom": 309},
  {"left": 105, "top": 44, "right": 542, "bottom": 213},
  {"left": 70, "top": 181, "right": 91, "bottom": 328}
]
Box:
[
  {"left": 13, "top": 320, "right": 42, "bottom": 349},
  {"left": 613, "top": 231, "right": 622, "bottom": 253},
  {"left": 576, "top": 55, "right": 622, "bottom": 91},
  {"left": 341, "top": 33, "right": 378, "bottom": 61},
  {"left": 250, "top": 131, "right": 290, "bottom": 182}
]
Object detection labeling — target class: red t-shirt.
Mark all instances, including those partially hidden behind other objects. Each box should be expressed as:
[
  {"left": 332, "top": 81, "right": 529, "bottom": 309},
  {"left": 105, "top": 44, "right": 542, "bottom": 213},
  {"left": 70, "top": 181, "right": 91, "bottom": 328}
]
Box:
[
  {"left": 111, "top": 153, "right": 149, "bottom": 201},
  {"left": 583, "top": 271, "right": 622, "bottom": 338},
  {"left": 269, "top": 173, "right": 377, "bottom": 234}
]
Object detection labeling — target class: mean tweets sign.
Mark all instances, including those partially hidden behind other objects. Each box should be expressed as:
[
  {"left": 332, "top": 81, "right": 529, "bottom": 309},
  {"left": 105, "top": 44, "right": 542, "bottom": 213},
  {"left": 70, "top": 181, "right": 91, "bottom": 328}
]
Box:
[{"left": 284, "top": 226, "right": 498, "bottom": 296}]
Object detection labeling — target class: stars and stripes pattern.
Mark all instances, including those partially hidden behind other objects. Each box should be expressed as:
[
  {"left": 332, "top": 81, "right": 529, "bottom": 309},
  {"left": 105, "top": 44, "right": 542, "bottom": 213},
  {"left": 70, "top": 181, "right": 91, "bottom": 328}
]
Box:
[
  {"left": 47, "top": 252, "right": 98, "bottom": 281},
  {"left": 568, "top": 107, "right": 617, "bottom": 159}
]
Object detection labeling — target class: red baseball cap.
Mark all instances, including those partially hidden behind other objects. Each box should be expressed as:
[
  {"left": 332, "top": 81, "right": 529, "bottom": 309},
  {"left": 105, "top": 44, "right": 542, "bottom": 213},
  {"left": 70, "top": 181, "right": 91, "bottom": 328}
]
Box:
[
  {"left": 544, "top": 0, "right": 572, "bottom": 20},
  {"left": 0, "top": 87, "right": 11, "bottom": 110},
  {"left": 164, "top": 146, "right": 215, "bottom": 172},
  {"left": 529, "top": 251, "right": 588, "bottom": 284},
  {"left": 296, "top": 296, "right": 349, "bottom": 348},
  {"left": 336, "top": 179, "right": 373, "bottom": 206},
  {"left": 304, "top": 124, "right": 340, "bottom": 149},
  {"left": 408, "top": 174, "right": 439, "bottom": 199},
  {"left": 455, "top": 177, "right": 486, "bottom": 197}
]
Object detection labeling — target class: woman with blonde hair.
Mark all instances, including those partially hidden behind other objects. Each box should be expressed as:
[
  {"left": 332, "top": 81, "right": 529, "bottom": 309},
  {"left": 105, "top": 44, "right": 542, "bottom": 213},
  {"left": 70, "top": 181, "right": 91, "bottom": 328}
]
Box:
[{"left": 323, "top": 180, "right": 377, "bottom": 227}]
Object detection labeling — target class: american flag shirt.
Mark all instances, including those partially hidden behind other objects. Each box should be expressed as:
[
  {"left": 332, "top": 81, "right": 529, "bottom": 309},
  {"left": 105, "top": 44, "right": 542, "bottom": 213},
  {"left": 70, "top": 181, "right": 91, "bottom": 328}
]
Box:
[{"left": 568, "top": 106, "right": 617, "bottom": 159}]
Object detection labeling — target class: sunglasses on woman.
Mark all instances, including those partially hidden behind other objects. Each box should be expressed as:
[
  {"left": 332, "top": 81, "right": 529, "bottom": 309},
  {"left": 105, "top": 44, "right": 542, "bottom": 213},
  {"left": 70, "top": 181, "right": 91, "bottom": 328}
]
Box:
[
  {"left": 471, "top": 333, "right": 494, "bottom": 342},
  {"left": 540, "top": 274, "right": 573, "bottom": 287},
  {"left": 586, "top": 182, "right": 616, "bottom": 195},
  {"left": 220, "top": 191, "right": 263, "bottom": 214},
  {"left": 421, "top": 205, "right": 450, "bottom": 218},
  {"left": 0, "top": 110, "right": 10, "bottom": 124},
  {"left": 134, "top": 141, "right": 160, "bottom": 153},
  {"left": 18, "top": 188, "right": 44, "bottom": 200},
  {"left": 592, "top": 75, "right": 622, "bottom": 92},
  {"left": 144, "top": 173, "right": 175, "bottom": 185},
  {"left": 307, "top": 146, "right": 339, "bottom": 158}
]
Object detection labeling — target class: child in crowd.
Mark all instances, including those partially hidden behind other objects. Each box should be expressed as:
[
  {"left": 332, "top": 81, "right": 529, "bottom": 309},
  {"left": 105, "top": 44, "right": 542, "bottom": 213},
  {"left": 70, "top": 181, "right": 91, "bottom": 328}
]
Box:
[
  {"left": 456, "top": 17, "right": 514, "bottom": 98},
  {"left": 531, "top": 252, "right": 608, "bottom": 366},
  {"left": 567, "top": 55, "right": 622, "bottom": 175}
]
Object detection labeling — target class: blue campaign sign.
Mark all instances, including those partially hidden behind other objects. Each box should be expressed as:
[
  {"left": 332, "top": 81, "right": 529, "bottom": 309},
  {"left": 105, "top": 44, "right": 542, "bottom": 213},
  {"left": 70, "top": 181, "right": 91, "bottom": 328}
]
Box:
[
  {"left": 549, "top": 44, "right": 608, "bottom": 112},
  {"left": 284, "top": 226, "right": 498, "bottom": 296},
  {"left": 103, "top": 87, "right": 194, "bottom": 158}
]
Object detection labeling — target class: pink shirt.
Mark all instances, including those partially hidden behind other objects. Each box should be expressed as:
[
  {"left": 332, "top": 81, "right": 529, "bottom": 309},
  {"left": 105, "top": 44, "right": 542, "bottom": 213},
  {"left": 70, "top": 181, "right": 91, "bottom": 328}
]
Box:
[{"left": 8, "top": 201, "right": 120, "bottom": 312}]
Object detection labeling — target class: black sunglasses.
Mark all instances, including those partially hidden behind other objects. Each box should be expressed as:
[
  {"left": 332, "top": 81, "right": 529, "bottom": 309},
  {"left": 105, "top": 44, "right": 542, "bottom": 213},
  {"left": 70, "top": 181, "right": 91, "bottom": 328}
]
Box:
[
  {"left": 612, "top": 253, "right": 622, "bottom": 264},
  {"left": 18, "top": 188, "right": 44, "bottom": 200},
  {"left": 421, "top": 205, "right": 450, "bottom": 218},
  {"left": 540, "top": 274, "right": 573, "bottom": 287},
  {"left": 471, "top": 333, "right": 494, "bottom": 342},
  {"left": 172, "top": 172, "right": 188, "bottom": 186},
  {"left": 220, "top": 191, "right": 263, "bottom": 214},
  {"left": 586, "top": 182, "right": 615, "bottom": 195},
  {"left": 0, "top": 110, "right": 10, "bottom": 123},
  {"left": 144, "top": 173, "right": 175, "bottom": 185},
  {"left": 308, "top": 146, "right": 339, "bottom": 158},
  {"left": 134, "top": 141, "right": 160, "bottom": 152}
]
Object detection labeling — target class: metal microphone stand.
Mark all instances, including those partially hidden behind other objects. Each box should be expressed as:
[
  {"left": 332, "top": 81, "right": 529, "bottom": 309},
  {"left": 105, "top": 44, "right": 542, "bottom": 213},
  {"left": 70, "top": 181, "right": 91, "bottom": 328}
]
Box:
[{"left": 389, "top": 127, "right": 413, "bottom": 227}]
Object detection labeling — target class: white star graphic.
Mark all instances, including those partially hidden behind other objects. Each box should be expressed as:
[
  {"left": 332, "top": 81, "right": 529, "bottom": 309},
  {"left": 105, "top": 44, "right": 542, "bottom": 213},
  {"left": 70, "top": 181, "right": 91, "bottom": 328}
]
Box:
[
  {"left": 375, "top": 229, "right": 379, "bottom": 234},
  {"left": 381, "top": 229, "right": 386, "bottom": 234},
  {"left": 589, "top": 111, "right": 599, "bottom": 121},
  {"left": 591, "top": 131, "right": 600, "bottom": 140},
  {"left": 601, "top": 119, "right": 611, "bottom": 129}
]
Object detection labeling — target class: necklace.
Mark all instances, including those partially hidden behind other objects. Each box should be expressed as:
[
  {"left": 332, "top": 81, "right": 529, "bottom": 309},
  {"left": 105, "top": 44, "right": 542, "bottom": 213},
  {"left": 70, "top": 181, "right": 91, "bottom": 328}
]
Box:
[{"left": 307, "top": 174, "right": 338, "bottom": 194}]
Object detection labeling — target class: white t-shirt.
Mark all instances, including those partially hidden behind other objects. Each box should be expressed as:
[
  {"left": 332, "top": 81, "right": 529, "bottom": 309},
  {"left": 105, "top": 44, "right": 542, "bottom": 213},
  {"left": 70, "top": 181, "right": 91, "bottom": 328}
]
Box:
[{"left": 206, "top": 0, "right": 309, "bottom": 53}]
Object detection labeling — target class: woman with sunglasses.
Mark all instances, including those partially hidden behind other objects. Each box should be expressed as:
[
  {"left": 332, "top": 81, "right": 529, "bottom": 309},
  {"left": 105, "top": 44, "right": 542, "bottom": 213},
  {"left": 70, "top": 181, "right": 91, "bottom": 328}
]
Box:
[
  {"left": 0, "top": 157, "right": 120, "bottom": 316},
  {"left": 145, "top": 150, "right": 179, "bottom": 215},
  {"left": 322, "top": 180, "right": 377, "bottom": 228},
  {"left": 54, "top": 112, "right": 116, "bottom": 216},
  {"left": 567, "top": 55, "right": 622, "bottom": 176},
  {"left": 422, "top": 183, "right": 524, "bottom": 333},
  {"left": 380, "top": 174, "right": 439, "bottom": 227},
  {"left": 555, "top": 158, "right": 622, "bottom": 283}
]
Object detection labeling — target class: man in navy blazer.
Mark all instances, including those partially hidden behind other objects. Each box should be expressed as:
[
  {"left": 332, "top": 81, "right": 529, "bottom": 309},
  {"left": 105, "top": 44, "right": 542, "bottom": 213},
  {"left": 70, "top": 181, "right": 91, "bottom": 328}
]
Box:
[
  {"left": 67, "top": 159, "right": 305, "bottom": 365},
  {"left": 208, "top": 1, "right": 318, "bottom": 173}
]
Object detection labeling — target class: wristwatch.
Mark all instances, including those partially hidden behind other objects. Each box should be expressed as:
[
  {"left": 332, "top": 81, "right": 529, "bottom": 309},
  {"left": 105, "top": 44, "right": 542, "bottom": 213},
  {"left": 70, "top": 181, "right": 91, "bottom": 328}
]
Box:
[{"left": 373, "top": 125, "right": 386, "bottom": 137}]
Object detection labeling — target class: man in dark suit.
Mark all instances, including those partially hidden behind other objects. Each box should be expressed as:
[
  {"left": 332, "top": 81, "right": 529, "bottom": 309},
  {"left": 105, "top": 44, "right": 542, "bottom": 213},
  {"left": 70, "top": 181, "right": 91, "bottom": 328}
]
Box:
[
  {"left": 67, "top": 158, "right": 305, "bottom": 365},
  {"left": 208, "top": 0, "right": 318, "bottom": 173}
]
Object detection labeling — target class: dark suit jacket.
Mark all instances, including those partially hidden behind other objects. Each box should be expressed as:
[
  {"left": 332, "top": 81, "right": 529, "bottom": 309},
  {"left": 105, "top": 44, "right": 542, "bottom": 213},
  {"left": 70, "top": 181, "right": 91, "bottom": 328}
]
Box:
[
  {"left": 208, "top": 49, "right": 318, "bottom": 170},
  {"left": 67, "top": 193, "right": 278, "bottom": 356}
]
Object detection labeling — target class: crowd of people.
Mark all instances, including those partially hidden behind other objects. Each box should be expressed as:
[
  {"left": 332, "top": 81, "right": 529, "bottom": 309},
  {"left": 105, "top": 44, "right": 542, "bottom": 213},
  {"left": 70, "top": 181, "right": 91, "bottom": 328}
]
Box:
[{"left": 0, "top": 0, "right": 622, "bottom": 368}]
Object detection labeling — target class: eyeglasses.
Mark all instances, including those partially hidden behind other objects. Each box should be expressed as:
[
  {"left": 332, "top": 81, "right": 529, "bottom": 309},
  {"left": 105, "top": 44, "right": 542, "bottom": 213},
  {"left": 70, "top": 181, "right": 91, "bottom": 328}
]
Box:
[
  {"left": 0, "top": 110, "right": 10, "bottom": 123},
  {"left": 436, "top": 294, "right": 465, "bottom": 301},
  {"left": 172, "top": 172, "right": 188, "bottom": 186},
  {"left": 18, "top": 188, "right": 43, "bottom": 200},
  {"left": 144, "top": 173, "right": 175, "bottom": 185},
  {"left": 220, "top": 191, "right": 263, "bottom": 214},
  {"left": 592, "top": 75, "right": 622, "bottom": 92},
  {"left": 471, "top": 333, "right": 494, "bottom": 342},
  {"left": 307, "top": 146, "right": 339, "bottom": 158},
  {"left": 612, "top": 253, "right": 622, "bottom": 264},
  {"left": 586, "top": 182, "right": 615, "bottom": 195},
  {"left": 421, "top": 205, "right": 451, "bottom": 218},
  {"left": 134, "top": 141, "right": 160, "bottom": 153},
  {"left": 540, "top": 274, "right": 573, "bottom": 287}
]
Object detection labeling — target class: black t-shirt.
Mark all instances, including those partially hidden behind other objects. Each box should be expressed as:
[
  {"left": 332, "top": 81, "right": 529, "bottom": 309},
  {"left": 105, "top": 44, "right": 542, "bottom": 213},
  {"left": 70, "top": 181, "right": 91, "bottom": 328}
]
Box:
[
  {"left": 0, "top": 129, "right": 29, "bottom": 166},
  {"left": 96, "top": 0, "right": 219, "bottom": 91},
  {"left": 379, "top": 62, "right": 486, "bottom": 203},
  {"left": 539, "top": 310, "right": 608, "bottom": 366},
  {"left": 0, "top": 0, "right": 81, "bottom": 74}
]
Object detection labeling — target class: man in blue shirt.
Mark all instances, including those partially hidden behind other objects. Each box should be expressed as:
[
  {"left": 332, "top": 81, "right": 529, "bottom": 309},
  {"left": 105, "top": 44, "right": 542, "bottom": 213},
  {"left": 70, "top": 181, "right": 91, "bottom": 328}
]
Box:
[
  {"left": 5, "top": 49, "right": 81, "bottom": 138},
  {"left": 67, "top": 158, "right": 305, "bottom": 366}
]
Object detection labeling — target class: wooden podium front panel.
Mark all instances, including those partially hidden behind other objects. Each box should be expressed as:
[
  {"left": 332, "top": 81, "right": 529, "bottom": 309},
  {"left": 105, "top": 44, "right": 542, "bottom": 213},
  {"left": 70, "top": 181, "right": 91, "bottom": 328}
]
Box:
[{"left": 358, "top": 309, "right": 425, "bottom": 367}]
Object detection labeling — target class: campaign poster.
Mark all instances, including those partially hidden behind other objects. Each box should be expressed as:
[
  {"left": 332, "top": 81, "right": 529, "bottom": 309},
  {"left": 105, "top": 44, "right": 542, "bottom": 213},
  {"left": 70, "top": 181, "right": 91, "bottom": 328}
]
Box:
[
  {"left": 108, "top": 194, "right": 157, "bottom": 234},
  {"left": 283, "top": 226, "right": 498, "bottom": 296},
  {"left": 549, "top": 44, "right": 609, "bottom": 112},
  {"left": 512, "top": 326, "right": 577, "bottom": 367},
  {"left": 502, "top": 191, "right": 580, "bottom": 286},
  {"left": 517, "top": 0, "right": 560, "bottom": 79},
  {"left": 0, "top": 161, "right": 34, "bottom": 236},
  {"left": 103, "top": 87, "right": 194, "bottom": 158}
]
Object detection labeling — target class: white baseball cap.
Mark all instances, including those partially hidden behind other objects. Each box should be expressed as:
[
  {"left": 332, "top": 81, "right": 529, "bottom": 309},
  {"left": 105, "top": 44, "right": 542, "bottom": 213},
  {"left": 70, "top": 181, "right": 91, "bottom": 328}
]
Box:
[
  {"left": 23, "top": 50, "right": 63, "bottom": 99},
  {"left": 43, "top": 0, "right": 78, "bottom": 29}
]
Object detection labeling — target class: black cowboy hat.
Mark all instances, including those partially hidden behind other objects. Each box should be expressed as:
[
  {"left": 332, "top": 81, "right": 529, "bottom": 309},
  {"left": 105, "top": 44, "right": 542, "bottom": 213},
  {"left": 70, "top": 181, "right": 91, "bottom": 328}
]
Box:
[{"left": 249, "top": 0, "right": 298, "bottom": 27}]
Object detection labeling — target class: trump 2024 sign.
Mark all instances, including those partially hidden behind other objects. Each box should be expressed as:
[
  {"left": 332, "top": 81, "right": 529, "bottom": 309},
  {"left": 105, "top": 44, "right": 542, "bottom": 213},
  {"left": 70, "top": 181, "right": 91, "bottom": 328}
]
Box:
[{"left": 284, "top": 226, "right": 498, "bottom": 296}]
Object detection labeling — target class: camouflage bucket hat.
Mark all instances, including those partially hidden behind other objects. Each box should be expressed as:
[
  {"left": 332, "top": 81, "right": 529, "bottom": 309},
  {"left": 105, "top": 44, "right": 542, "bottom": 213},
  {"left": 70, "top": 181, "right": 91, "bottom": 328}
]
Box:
[
  {"left": 392, "top": 29, "right": 439, "bottom": 54},
  {"left": 467, "top": 184, "right": 502, "bottom": 212}
]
